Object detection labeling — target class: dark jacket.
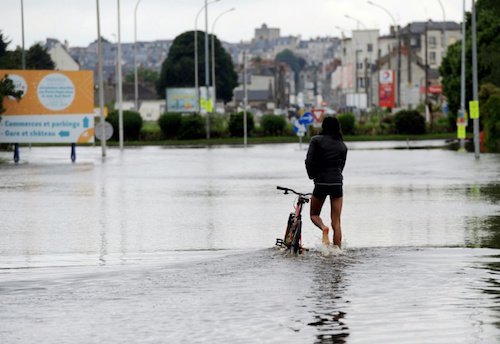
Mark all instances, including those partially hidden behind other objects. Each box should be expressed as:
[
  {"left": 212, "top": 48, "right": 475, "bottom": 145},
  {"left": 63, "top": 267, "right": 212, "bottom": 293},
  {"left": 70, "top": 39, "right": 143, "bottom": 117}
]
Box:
[{"left": 305, "top": 135, "right": 347, "bottom": 185}]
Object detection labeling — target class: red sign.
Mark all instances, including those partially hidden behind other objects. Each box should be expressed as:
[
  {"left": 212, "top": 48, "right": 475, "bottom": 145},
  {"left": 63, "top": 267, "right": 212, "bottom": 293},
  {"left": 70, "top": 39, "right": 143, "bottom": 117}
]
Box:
[
  {"left": 312, "top": 108, "right": 325, "bottom": 122},
  {"left": 420, "top": 85, "right": 442, "bottom": 94},
  {"left": 379, "top": 70, "right": 395, "bottom": 108}
]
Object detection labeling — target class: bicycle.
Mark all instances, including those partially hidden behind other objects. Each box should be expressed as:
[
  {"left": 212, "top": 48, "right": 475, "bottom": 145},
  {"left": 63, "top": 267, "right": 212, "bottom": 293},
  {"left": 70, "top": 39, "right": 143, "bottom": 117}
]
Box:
[{"left": 275, "top": 186, "right": 312, "bottom": 255}]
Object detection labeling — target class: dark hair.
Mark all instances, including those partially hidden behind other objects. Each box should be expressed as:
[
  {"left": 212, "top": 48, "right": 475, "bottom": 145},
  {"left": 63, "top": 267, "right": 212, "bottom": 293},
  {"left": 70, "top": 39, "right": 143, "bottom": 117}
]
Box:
[{"left": 321, "top": 116, "right": 343, "bottom": 140}]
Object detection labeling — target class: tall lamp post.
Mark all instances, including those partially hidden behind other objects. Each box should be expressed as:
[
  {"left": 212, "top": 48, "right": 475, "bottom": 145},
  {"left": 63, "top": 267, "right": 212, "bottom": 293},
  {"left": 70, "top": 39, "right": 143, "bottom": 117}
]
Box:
[
  {"left": 471, "top": 0, "right": 480, "bottom": 159},
  {"left": 96, "top": 0, "right": 106, "bottom": 157},
  {"left": 211, "top": 8, "right": 235, "bottom": 113},
  {"left": 117, "top": 0, "right": 124, "bottom": 150},
  {"left": 344, "top": 14, "right": 367, "bottom": 30},
  {"left": 20, "top": 0, "right": 26, "bottom": 69},
  {"left": 459, "top": 0, "right": 466, "bottom": 150},
  {"left": 133, "top": 0, "right": 142, "bottom": 112},
  {"left": 194, "top": 0, "right": 220, "bottom": 113},
  {"left": 367, "top": 0, "right": 401, "bottom": 108}
]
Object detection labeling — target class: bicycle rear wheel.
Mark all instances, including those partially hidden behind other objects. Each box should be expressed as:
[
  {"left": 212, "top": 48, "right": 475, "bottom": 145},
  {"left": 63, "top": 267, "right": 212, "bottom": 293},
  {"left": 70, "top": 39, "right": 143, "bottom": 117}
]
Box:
[
  {"left": 283, "top": 213, "right": 295, "bottom": 246},
  {"left": 290, "top": 220, "right": 302, "bottom": 255}
]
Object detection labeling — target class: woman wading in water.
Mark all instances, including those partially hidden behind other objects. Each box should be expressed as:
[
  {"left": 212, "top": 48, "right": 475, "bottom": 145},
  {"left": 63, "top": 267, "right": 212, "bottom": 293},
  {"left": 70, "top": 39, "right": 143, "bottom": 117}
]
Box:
[{"left": 305, "top": 116, "right": 347, "bottom": 248}]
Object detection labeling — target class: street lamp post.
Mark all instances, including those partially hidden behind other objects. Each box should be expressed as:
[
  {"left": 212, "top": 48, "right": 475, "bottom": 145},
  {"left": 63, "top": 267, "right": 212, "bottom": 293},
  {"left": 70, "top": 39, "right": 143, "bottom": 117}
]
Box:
[
  {"left": 204, "top": 0, "right": 210, "bottom": 139},
  {"left": 134, "top": 0, "right": 142, "bottom": 112},
  {"left": 367, "top": 0, "right": 401, "bottom": 108},
  {"left": 20, "top": 0, "right": 26, "bottom": 69},
  {"left": 211, "top": 8, "right": 235, "bottom": 113},
  {"left": 96, "top": 0, "right": 106, "bottom": 157},
  {"left": 194, "top": 0, "right": 220, "bottom": 113},
  {"left": 117, "top": 0, "right": 124, "bottom": 150},
  {"left": 344, "top": 14, "right": 367, "bottom": 30},
  {"left": 472, "top": 0, "right": 480, "bottom": 159},
  {"left": 459, "top": 0, "right": 466, "bottom": 150}
]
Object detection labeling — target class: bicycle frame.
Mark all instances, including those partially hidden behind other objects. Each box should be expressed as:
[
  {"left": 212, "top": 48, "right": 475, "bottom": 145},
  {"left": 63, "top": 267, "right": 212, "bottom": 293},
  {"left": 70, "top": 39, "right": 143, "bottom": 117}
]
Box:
[{"left": 275, "top": 186, "right": 311, "bottom": 254}]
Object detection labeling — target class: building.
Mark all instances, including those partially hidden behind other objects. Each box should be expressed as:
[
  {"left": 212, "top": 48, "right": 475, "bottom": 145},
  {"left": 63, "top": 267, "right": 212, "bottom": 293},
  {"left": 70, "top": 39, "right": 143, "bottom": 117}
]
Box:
[{"left": 45, "top": 38, "right": 79, "bottom": 70}]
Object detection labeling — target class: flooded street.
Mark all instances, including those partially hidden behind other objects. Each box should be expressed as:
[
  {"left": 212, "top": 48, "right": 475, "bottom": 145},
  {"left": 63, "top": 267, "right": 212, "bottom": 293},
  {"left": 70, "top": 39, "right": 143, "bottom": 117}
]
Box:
[{"left": 1, "top": 143, "right": 500, "bottom": 343}]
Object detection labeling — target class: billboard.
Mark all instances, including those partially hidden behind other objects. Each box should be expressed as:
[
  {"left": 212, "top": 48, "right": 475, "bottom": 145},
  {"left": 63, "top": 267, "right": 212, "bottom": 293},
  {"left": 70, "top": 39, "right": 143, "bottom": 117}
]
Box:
[
  {"left": 166, "top": 87, "right": 213, "bottom": 113},
  {"left": 0, "top": 70, "right": 94, "bottom": 143},
  {"left": 379, "top": 70, "right": 395, "bottom": 109}
]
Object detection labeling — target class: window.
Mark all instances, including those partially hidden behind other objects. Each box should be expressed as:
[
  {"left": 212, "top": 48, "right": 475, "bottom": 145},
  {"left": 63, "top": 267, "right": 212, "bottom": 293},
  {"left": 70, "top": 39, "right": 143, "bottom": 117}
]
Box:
[
  {"left": 367, "top": 43, "right": 373, "bottom": 52},
  {"left": 430, "top": 51, "right": 436, "bottom": 64},
  {"left": 429, "top": 36, "right": 437, "bottom": 47},
  {"left": 358, "top": 77, "right": 365, "bottom": 88},
  {"left": 357, "top": 62, "right": 363, "bottom": 70}
]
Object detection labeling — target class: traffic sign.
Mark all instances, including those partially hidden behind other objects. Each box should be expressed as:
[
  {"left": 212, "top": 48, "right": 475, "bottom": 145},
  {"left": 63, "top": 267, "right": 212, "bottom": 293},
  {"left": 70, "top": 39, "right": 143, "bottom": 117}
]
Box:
[
  {"left": 95, "top": 121, "right": 114, "bottom": 141},
  {"left": 293, "top": 119, "right": 306, "bottom": 137},
  {"left": 298, "top": 112, "right": 314, "bottom": 125},
  {"left": 312, "top": 108, "right": 325, "bottom": 122}
]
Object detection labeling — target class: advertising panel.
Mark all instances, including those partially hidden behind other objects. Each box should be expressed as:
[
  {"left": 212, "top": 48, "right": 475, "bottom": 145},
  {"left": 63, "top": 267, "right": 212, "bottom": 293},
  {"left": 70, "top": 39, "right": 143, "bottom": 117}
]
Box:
[
  {"left": 0, "top": 70, "right": 94, "bottom": 143},
  {"left": 166, "top": 87, "right": 213, "bottom": 113},
  {"left": 379, "top": 70, "right": 395, "bottom": 109}
]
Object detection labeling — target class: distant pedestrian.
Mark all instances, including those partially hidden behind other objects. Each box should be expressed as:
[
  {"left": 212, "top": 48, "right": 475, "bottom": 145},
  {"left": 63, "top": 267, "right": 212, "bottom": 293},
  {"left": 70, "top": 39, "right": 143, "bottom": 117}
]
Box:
[{"left": 305, "top": 116, "right": 347, "bottom": 248}]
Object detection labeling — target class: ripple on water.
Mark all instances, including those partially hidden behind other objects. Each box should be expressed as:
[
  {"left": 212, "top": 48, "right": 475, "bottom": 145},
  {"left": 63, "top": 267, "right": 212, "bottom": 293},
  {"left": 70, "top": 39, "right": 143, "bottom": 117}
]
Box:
[{"left": 1, "top": 247, "right": 498, "bottom": 343}]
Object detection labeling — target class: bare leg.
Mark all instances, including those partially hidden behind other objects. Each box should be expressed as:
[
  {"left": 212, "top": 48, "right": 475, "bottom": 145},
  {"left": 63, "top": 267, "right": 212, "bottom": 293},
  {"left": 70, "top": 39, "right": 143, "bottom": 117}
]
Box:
[
  {"left": 330, "top": 197, "right": 343, "bottom": 248},
  {"left": 310, "top": 195, "right": 330, "bottom": 245}
]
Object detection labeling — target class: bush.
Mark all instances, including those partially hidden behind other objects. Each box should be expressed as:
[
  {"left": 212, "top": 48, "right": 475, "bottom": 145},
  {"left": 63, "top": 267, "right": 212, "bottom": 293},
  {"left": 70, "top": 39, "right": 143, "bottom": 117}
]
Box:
[
  {"left": 158, "top": 112, "right": 182, "bottom": 138},
  {"left": 483, "top": 95, "right": 500, "bottom": 151},
  {"left": 394, "top": 110, "right": 426, "bottom": 135},
  {"left": 337, "top": 113, "right": 356, "bottom": 135},
  {"left": 260, "top": 114, "right": 286, "bottom": 136},
  {"left": 107, "top": 110, "right": 143, "bottom": 140},
  {"left": 178, "top": 113, "right": 205, "bottom": 140},
  {"left": 228, "top": 112, "right": 254, "bottom": 137},
  {"left": 140, "top": 121, "right": 162, "bottom": 141},
  {"left": 209, "top": 114, "right": 228, "bottom": 138}
]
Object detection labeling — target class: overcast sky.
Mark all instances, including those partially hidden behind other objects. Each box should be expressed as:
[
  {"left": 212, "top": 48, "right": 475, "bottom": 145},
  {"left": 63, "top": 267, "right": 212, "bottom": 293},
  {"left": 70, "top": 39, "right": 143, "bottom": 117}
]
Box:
[{"left": 1, "top": 0, "right": 470, "bottom": 48}]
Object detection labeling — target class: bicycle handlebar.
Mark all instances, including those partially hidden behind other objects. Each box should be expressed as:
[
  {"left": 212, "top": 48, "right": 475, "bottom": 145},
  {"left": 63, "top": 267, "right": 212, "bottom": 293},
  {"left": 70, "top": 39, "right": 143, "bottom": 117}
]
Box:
[{"left": 276, "top": 186, "right": 312, "bottom": 197}]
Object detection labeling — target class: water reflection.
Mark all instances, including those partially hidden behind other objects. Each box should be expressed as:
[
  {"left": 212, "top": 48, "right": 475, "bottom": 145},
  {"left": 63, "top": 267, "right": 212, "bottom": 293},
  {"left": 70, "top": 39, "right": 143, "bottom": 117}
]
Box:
[{"left": 307, "top": 254, "right": 352, "bottom": 343}]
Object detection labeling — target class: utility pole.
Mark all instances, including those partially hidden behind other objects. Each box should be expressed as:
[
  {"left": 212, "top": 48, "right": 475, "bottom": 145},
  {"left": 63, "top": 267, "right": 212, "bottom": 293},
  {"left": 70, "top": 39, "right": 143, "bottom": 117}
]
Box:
[
  {"left": 117, "top": 0, "right": 124, "bottom": 150},
  {"left": 243, "top": 51, "right": 248, "bottom": 146},
  {"left": 96, "top": 0, "right": 106, "bottom": 157},
  {"left": 471, "top": 0, "right": 480, "bottom": 159},
  {"left": 204, "top": 0, "right": 210, "bottom": 140},
  {"left": 459, "top": 0, "right": 466, "bottom": 150},
  {"left": 20, "top": 0, "right": 26, "bottom": 69}
]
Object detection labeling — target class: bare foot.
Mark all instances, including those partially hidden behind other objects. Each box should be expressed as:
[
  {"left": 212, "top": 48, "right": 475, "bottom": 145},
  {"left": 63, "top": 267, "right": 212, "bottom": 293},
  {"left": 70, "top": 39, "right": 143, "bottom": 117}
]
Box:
[{"left": 322, "top": 227, "right": 330, "bottom": 246}]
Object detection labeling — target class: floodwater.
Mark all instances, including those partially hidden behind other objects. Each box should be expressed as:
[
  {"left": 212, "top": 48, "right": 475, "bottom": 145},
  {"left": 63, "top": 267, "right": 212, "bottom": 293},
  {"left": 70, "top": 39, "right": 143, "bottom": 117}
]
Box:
[{"left": 0, "top": 142, "right": 499, "bottom": 343}]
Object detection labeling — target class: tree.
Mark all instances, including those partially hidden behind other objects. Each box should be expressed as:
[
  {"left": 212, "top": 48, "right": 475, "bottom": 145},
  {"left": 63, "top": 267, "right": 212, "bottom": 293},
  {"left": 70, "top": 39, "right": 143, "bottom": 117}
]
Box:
[
  {"left": 125, "top": 67, "right": 159, "bottom": 84},
  {"left": 157, "top": 31, "right": 238, "bottom": 103},
  {"left": 275, "top": 49, "right": 306, "bottom": 88},
  {"left": 440, "top": 0, "right": 500, "bottom": 120},
  {"left": 0, "top": 74, "right": 23, "bottom": 117},
  {"left": 26, "top": 43, "right": 54, "bottom": 70},
  {"left": 0, "top": 32, "right": 54, "bottom": 70}
]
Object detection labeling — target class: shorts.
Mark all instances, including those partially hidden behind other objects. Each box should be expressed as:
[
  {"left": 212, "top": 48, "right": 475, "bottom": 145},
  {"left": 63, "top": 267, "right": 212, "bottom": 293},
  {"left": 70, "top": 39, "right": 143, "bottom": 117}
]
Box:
[{"left": 313, "top": 184, "right": 343, "bottom": 199}]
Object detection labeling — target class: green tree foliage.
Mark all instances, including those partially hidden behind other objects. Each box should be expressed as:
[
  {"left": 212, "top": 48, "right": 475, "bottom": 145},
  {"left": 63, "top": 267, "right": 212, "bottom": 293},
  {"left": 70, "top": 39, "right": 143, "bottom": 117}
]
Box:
[
  {"left": 336, "top": 113, "right": 356, "bottom": 135},
  {"left": 228, "top": 112, "right": 254, "bottom": 137},
  {"left": 157, "top": 31, "right": 238, "bottom": 103},
  {"left": 0, "top": 74, "right": 23, "bottom": 115},
  {"left": 482, "top": 94, "right": 500, "bottom": 151},
  {"left": 158, "top": 112, "right": 182, "bottom": 138},
  {"left": 394, "top": 110, "right": 426, "bottom": 135},
  {"left": 125, "top": 67, "right": 159, "bottom": 84},
  {"left": 440, "top": 0, "right": 500, "bottom": 119},
  {"left": 260, "top": 114, "right": 286, "bottom": 136},
  {"left": 26, "top": 44, "right": 55, "bottom": 70},
  {"left": 0, "top": 32, "right": 54, "bottom": 70},
  {"left": 275, "top": 49, "right": 306, "bottom": 87},
  {"left": 107, "top": 110, "right": 143, "bottom": 141}
]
